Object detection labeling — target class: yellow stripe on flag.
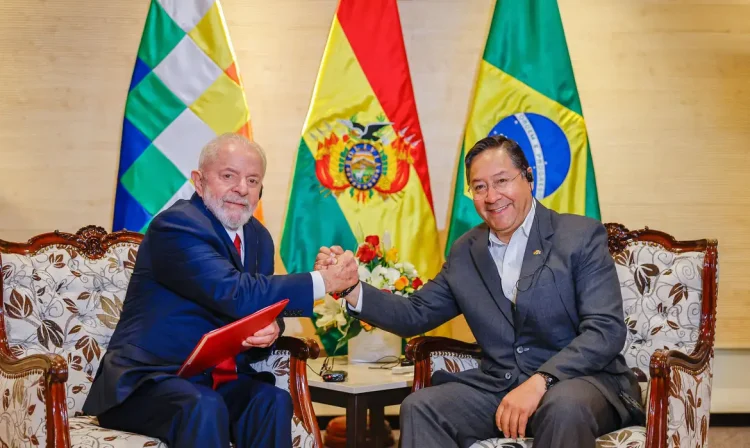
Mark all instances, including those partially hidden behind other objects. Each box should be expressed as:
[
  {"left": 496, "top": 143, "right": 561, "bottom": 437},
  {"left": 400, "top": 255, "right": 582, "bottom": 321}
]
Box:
[{"left": 301, "top": 19, "right": 384, "bottom": 141}]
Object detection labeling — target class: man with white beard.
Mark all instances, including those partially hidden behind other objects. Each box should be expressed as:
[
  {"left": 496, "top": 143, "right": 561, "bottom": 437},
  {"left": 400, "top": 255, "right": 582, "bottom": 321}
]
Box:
[{"left": 83, "top": 134, "right": 360, "bottom": 448}]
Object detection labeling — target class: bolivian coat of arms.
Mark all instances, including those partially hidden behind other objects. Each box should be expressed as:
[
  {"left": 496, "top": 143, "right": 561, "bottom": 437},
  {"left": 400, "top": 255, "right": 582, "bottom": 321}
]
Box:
[{"left": 312, "top": 116, "right": 417, "bottom": 203}]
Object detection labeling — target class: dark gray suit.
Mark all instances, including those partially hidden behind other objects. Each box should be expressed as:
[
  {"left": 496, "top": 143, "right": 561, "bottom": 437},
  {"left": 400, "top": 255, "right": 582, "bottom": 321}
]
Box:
[{"left": 351, "top": 202, "right": 640, "bottom": 448}]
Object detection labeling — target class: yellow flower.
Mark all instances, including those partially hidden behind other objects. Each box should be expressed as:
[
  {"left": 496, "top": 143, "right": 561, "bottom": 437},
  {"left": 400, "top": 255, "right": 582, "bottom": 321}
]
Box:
[
  {"left": 385, "top": 247, "right": 399, "bottom": 264},
  {"left": 362, "top": 322, "right": 374, "bottom": 331},
  {"left": 394, "top": 275, "right": 409, "bottom": 291}
]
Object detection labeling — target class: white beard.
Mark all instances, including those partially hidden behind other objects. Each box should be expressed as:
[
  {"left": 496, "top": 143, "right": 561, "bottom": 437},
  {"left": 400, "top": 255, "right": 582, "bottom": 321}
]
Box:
[{"left": 202, "top": 186, "right": 255, "bottom": 230}]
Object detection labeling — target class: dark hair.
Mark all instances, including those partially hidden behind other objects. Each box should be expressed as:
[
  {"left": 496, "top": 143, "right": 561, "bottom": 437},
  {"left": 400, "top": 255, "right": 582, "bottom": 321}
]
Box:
[{"left": 464, "top": 135, "right": 530, "bottom": 183}]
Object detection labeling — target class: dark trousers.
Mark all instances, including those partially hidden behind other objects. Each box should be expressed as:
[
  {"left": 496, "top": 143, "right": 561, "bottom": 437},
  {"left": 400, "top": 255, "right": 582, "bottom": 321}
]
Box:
[
  {"left": 98, "top": 373, "right": 293, "bottom": 448},
  {"left": 399, "top": 378, "right": 621, "bottom": 448}
]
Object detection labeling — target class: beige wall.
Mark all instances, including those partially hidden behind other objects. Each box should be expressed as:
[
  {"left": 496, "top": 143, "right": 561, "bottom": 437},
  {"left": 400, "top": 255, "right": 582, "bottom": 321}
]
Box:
[{"left": 0, "top": 0, "right": 749, "bottom": 352}]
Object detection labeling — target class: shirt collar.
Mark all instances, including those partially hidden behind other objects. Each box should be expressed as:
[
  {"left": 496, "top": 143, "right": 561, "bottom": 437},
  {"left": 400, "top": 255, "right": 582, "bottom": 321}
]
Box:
[
  {"left": 488, "top": 199, "right": 537, "bottom": 247},
  {"left": 224, "top": 226, "right": 243, "bottom": 245}
]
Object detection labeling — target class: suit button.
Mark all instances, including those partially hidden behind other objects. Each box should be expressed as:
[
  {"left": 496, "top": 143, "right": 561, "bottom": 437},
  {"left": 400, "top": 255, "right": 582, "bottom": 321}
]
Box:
[
  {"left": 505, "top": 372, "right": 512, "bottom": 380},
  {"left": 516, "top": 346, "right": 524, "bottom": 354}
]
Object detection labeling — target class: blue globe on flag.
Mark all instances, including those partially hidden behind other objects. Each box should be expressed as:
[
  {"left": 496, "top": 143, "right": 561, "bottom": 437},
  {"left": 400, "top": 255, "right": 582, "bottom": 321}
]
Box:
[{"left": 489, "top": 113, "right": 571, "bottom": 199}]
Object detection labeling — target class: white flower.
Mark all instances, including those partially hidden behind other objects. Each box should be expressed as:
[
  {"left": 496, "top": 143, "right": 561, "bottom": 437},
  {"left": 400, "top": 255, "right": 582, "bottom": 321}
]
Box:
[
  {"left": 371, "top": 265, "right": 387, "bottom": 278},
  {"left": 335, "top": 313, "right": 348, "bottom": 328},
  {"left": 383, "top": 231, "right": 392, "bottom": 249},
  {"left": 314, "top": 296, "right": 347, "bottom": 329},
  {"left": 367, "top": 265, "right": 389, "bottom": 288},
  {"left": 385, "top": 267, "right": 401, "bottom": 283},
  {"left": 358, "top": 265, "right": 371, "bottom": 282}
]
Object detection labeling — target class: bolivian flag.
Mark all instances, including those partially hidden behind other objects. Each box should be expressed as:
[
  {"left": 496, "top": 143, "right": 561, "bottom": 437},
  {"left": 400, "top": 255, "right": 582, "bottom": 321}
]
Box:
[
  {"left": 280, "top": 0, "right": 447, "bottom": 351},
  {"left": 445, "top": 0, "right": 600, "bottom": 253}
]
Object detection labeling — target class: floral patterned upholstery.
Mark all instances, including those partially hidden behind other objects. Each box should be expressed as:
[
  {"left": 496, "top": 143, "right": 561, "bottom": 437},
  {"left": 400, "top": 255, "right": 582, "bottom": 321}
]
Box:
[
  {"left": 69, "top": 416, "right": 166, "bottom": 448},
  {"left": 1, "top": 238, "right": 320, "bottom": 448},
  {"left": 0, "top": 367, "right": 48, "bottom": 447},
  {"left": 249, "top": 352, "right": 318, "bottom": 448},
  {"left": 429, "top": 238, "right": 713, "bottom": 448},
  {"left": 468, "top": 426, "right": 647, "bottom": 448},
  {"left": 2, "top": 243, "right": 137, "bottom": 417},
  {"left": 430, "top": 351, "right": 479, "bottom": 374},
  {"left": 666, "top": 362, "right": 711, "bottom": 448},
  {"left": 616, "top": 244, "right": 705, "bottom": 380}
]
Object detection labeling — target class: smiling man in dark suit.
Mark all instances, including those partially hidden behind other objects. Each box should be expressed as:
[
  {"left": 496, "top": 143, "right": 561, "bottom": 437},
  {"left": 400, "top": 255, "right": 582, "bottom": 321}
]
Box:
[
  {"left": 316, "top": 135, "right": 641, "bottom": 448},
  {"left": 83, "top": 133, "right": 359, "bottom": 448}
]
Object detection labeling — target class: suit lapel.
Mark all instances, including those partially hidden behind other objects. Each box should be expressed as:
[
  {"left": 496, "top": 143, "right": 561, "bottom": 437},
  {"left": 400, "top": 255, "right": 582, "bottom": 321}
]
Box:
[
  {"left": 243, "top": 220, "right": 258, "bottom": 275},
  {"left": 514, "top": 202, "right": 554, "bottom": 335},
  {"left": 189, "top": 194, "right": 244, "bottom": 271},
  {"left": 469, "top": 229, "right": 515, "bottom": 329}
]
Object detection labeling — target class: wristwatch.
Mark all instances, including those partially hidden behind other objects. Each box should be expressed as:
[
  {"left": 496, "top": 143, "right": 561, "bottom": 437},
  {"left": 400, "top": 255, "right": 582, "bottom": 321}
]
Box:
[{"left": 535, "top": 372, "right": 558, "bottom": 391}]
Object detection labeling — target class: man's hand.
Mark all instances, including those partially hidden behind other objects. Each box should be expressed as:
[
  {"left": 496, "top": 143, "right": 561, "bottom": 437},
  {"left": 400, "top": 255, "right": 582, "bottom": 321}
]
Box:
[
  {"left": 242, "top": 320, "right": 280, "bottom": 348},
  {"left": 495, "top": 374, "right": 547, "bottom": 439},
  {"left": 319, "top": 250, "right": 359, "bottom": 294},
  {"left": 314, "top": 246, "right": 344, "bottom": 271}
]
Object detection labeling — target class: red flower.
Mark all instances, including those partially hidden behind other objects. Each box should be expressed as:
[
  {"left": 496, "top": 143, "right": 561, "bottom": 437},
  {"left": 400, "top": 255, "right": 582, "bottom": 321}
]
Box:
[
  {"left": 364, "top": 235, "right": 380, "bottom": 248},
  {"left": 411, "top": 278, "right": 423, "bottom": 289},
  {"left": 356, "top": 244, "right": 377, "bottom": 263}
]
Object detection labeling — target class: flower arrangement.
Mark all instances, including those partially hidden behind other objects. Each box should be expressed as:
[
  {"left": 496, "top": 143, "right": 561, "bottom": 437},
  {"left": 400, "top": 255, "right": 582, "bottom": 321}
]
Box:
[{"left": 312, "top": 234, "right": 425, "bottom": 355}]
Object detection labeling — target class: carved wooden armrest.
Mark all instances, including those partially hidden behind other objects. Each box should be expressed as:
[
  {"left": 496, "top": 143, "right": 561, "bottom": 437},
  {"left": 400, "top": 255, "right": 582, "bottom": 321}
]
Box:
[
  {"left": 249, "top": 336, "right": 322, "bottom": 448},
  {"left": 646, "top": 344, "right": 712, "bottom": 448},
  {"left": 0, "top": 351, "right": 69, "bottom": 448},
  {"left": 405, "top": 336, "right": 483, "bottom": 391}
]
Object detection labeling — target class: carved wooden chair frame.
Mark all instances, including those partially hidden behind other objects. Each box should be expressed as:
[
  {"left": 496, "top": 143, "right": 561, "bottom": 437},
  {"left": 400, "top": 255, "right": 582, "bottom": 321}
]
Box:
[
  {"left": 405, "top": 223, "right": 718, "bottom": 448},
  {"left": 0, "top": 226, "right": 324, "bottom": 448}
]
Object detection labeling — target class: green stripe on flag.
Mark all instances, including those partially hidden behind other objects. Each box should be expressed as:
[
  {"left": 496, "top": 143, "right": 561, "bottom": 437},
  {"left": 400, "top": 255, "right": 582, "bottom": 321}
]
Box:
[
  {"left": 585, "top": 142, "right": 601, "bottom": 219},
  {"left": 445, "top": 143, "right": 481, "bottom": 256},
  {"left": 125, "top": 72, "right": 186, "bottom": 141},
  {"left": 120, "top": 144, "right": 186, "bottom": 215},
  {"left": 137, "top": 0, "right": 186, "bottom": 69},
  {"left": 280, "top": 139, "right": 358, "bottom": 274},
  {"left": 482, "top": 0, "right": 582, "bottom": 115}
]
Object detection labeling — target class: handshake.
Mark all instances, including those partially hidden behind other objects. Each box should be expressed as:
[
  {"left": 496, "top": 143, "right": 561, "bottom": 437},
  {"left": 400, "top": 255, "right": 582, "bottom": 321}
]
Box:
[{"left": 314, "top": 246, "right": 361, "bottom": 304}]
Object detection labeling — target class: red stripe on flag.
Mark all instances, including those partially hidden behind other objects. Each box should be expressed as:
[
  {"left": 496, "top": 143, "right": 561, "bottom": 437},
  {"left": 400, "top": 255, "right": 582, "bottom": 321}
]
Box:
[{"left": 337, "top": 0, "right": 434, "bottom": 210}]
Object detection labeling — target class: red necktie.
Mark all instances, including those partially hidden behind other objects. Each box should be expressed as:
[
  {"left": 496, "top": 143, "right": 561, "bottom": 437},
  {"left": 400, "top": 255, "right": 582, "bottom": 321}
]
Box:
[{"left": 211, "top": 234, "right": 242, "bottom": 389}]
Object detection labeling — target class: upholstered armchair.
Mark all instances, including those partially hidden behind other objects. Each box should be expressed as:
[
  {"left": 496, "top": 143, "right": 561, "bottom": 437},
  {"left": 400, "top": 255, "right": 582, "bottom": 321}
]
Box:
[
  {"left": 0, "top": 226, "right": 323, "bottom": 448},
  {"left": 405, "top": 224, "right": 718, "bottom": 448}
]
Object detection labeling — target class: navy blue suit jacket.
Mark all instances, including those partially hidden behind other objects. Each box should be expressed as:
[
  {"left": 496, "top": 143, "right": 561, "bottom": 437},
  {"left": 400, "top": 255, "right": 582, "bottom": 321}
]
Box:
[{"left": 83, "top": 194, "right": 313, "bottom": 416}]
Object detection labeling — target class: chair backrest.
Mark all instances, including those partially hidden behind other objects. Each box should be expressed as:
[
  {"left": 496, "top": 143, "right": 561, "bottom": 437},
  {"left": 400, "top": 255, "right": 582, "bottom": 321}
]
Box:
[
  {"left": 605, "top": 224, "right": 718, "bottom": 382},
  {"left": 0, "top": 226, "right": 142, "bottom": 416}
]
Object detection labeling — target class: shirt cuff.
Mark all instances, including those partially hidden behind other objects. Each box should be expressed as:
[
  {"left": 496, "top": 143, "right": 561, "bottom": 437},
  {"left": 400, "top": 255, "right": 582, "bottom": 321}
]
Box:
[
  {"left": 310, "top": 271, "right": 326, "bottom": 299},
  {"left": 347, "top": 286, "right": 364, "bottom": 313}
]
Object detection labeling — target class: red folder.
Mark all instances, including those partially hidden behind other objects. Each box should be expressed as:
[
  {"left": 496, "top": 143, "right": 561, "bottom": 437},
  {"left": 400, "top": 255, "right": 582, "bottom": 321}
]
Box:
[{"left": 177, "top": 299, "right": 289, "bottom": 378}]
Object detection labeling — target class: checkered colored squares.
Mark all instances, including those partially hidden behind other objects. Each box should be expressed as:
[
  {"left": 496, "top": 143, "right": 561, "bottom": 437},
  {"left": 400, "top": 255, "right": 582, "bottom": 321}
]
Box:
[
  {"left": 154, "top": 36, "right": 222, "bottom": 106},
  {"left": 157, "top": 0, "right": 215, "bottom": 33},
  {"left": 156, "top": 181, "right": 196, "bottom": 216},
  {"left": 137, "top": 0, "right": 186, "bottom": 69},
  {"left": 125, "top": 72, "right": 186, "bottom": 141},
  {"left": 153, "top": 109, "right": 216, "bottom": 178},
  {"left": 189, "top": 73, "right": 248, "bottom": 135},
  {"left": 188, "top": 1, "right": 235, "bottom": 70},
  {"left": 120, "top": 145, "right": 188, "bottom": 216}
]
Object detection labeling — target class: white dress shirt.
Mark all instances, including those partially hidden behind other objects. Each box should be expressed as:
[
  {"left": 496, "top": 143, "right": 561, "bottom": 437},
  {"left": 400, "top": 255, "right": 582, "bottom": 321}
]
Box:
[
  {"left": 349, "top": 200, "right": 537, "bottom": 312},
  {"left": 488, "top": 199, "right": 536, "bottom": 303},
  {"left": 225, "top": 226, "right": 326, "bottom": 299}
]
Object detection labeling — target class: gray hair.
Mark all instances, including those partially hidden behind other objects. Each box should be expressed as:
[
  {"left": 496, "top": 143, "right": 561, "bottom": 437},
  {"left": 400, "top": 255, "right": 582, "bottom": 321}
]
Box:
[{"left": 198, "top": 133, "right": 267, "bottom": 176}]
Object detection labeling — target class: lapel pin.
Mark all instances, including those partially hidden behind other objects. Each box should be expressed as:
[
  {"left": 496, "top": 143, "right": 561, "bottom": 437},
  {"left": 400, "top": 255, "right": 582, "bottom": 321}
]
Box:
[{"left": 533, "top": 249, "right": 541, "bottom": 255}]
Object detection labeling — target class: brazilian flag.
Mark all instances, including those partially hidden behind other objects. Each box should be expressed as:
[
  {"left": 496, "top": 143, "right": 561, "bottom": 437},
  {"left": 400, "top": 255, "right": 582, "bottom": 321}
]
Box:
[{"left": 445, "top": 0, "right": 600, "bottom": 253}]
